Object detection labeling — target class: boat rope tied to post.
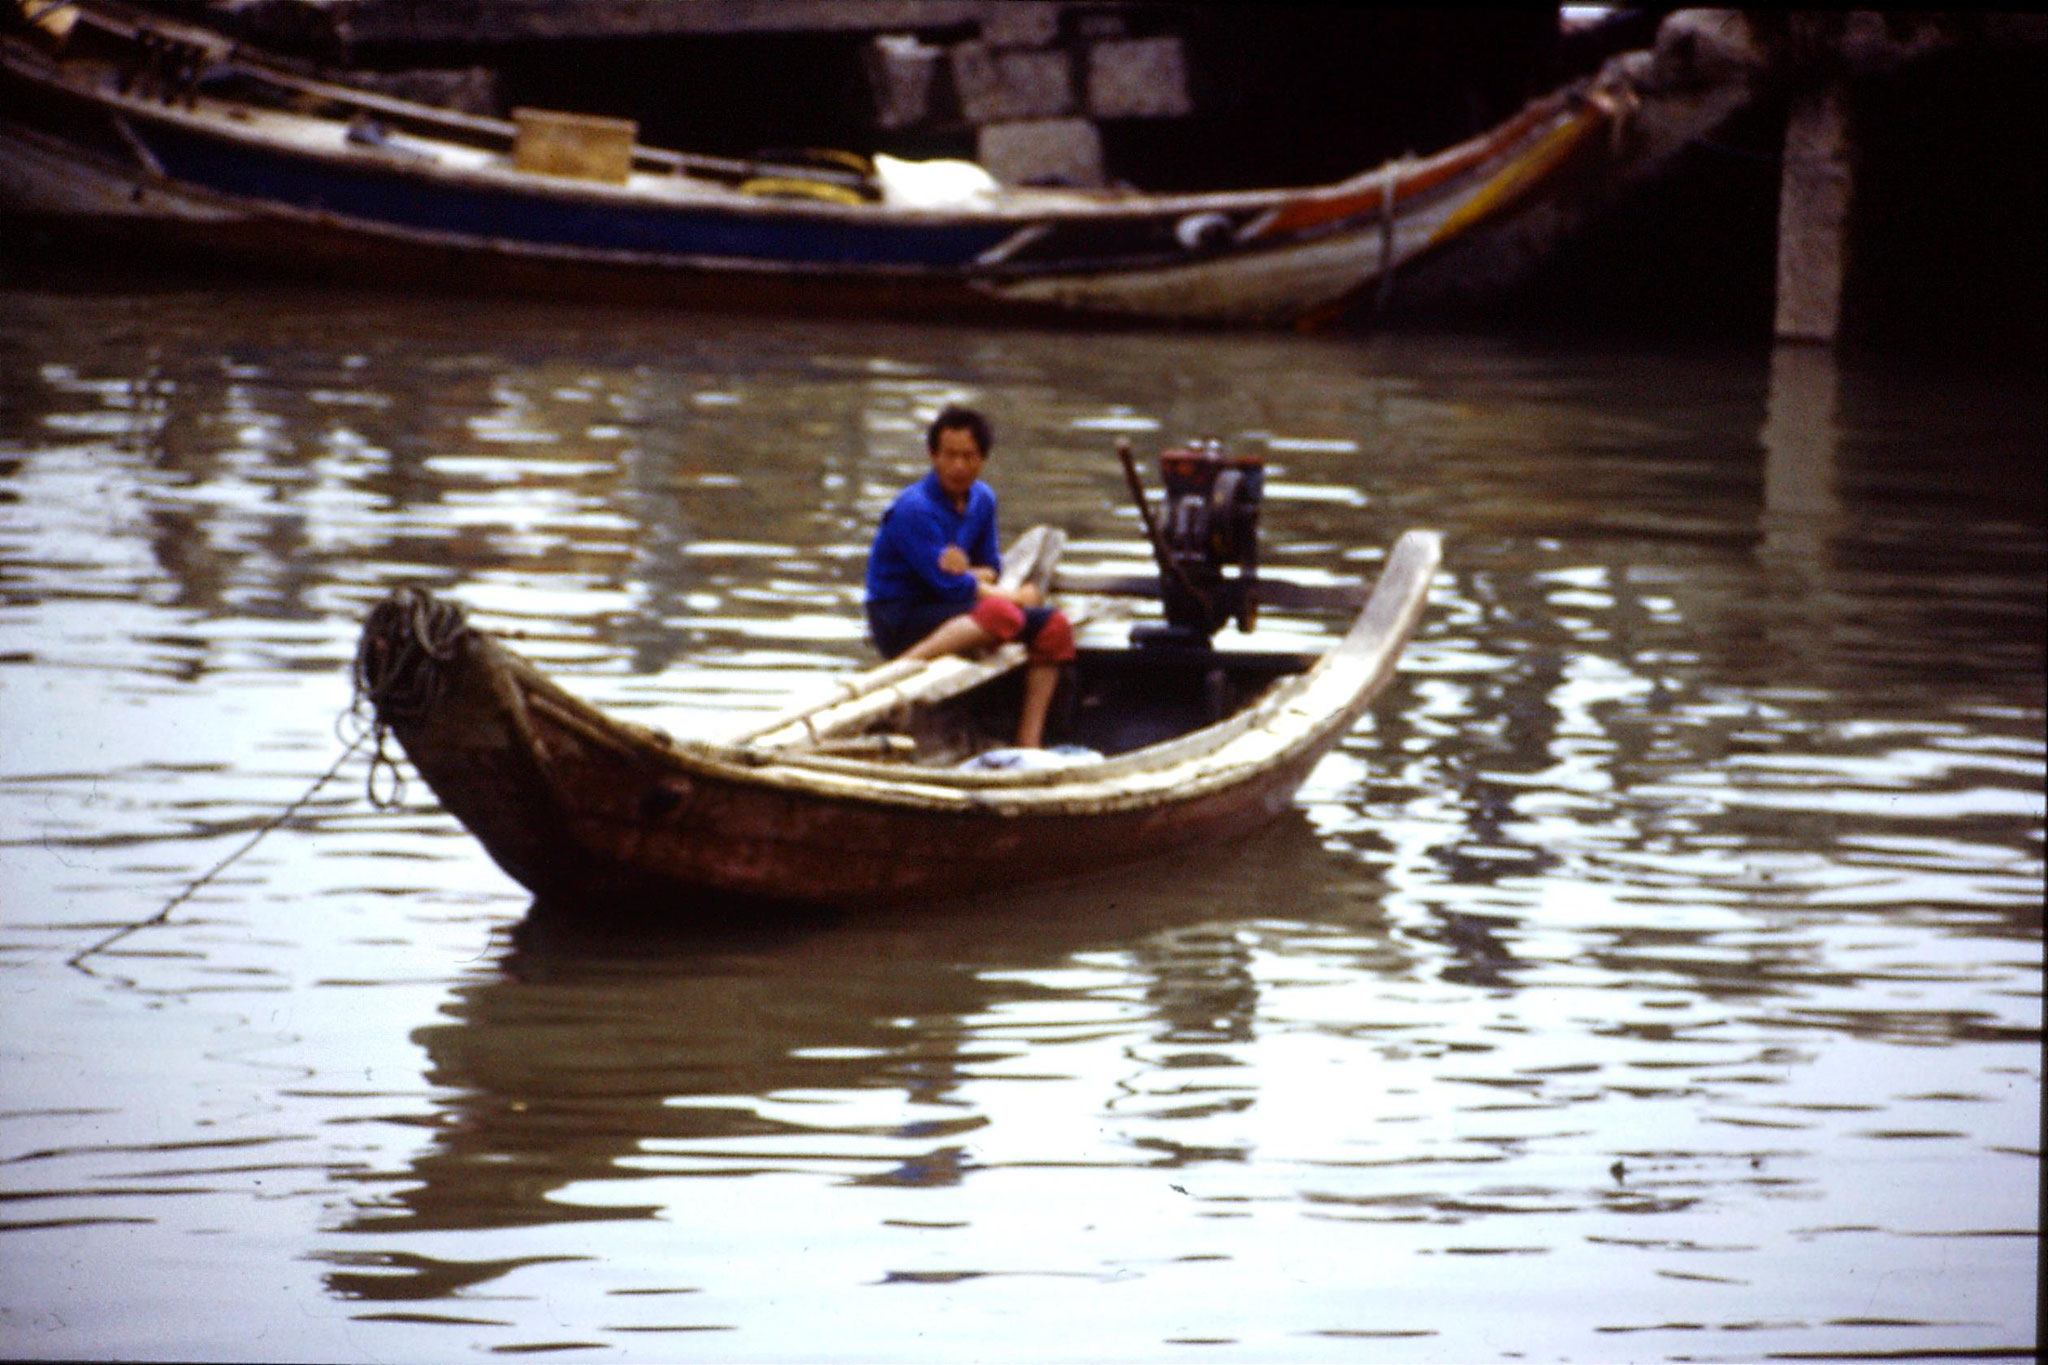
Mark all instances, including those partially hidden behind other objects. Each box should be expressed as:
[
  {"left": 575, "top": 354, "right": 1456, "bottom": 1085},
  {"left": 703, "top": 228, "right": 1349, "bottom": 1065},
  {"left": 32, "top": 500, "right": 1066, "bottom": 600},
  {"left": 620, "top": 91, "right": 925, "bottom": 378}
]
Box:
[
  {"left": 66, "top": 587, "right": 473, "bottom": 970},
  {"left": 352, "top": 586, "right": 471, "bottom": 809}
]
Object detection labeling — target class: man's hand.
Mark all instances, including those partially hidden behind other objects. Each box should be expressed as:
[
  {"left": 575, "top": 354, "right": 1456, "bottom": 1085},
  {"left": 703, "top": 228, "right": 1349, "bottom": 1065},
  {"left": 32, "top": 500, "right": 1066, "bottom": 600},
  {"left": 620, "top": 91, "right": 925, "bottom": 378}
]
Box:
[{"left": 937, "top": 544, "right": 969, "bottom": 576}]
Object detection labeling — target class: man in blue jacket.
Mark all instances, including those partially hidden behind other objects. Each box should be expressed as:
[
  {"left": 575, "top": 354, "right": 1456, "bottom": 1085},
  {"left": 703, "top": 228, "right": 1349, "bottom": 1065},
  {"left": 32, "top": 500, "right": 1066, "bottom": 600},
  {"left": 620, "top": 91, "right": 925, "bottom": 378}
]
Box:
[{"left": 865, "top": 404, "right": 1073, "bottom": 748}]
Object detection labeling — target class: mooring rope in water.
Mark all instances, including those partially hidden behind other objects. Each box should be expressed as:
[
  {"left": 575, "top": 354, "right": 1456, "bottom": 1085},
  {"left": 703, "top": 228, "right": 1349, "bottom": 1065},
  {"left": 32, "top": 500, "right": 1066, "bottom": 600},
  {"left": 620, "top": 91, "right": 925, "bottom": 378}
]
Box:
[
  {"left": 68, "top": 588, "right": 473, "bottom": 970},
  {"left": 66, "top": 729, "right": 374, "bottom": 969}
]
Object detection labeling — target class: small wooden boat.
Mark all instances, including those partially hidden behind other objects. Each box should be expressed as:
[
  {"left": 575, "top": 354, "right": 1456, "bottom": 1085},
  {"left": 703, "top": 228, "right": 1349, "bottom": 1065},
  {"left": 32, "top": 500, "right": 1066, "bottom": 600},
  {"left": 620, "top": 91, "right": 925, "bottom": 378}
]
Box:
[
  {"left": 355, "top": 523, "right": 1440, "bottom": 914},
  {"left": 1, "top": 0, "right": 1618, "bottom": 325}
]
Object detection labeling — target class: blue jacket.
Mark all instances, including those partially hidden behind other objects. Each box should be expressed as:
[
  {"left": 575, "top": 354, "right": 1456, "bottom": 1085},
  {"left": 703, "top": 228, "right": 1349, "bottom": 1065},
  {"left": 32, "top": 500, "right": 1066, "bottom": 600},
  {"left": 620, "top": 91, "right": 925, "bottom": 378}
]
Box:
[{"left": 865, "top": 470, "right": 1002, "bottom": 607}]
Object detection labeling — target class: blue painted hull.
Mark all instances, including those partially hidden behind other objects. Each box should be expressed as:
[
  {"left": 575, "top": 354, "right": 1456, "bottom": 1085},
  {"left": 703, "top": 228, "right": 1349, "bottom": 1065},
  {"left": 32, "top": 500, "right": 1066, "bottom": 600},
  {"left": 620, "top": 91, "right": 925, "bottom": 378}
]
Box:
[
  {"left": 0, "top": 3, "right": 1616, "bottom": 322},
  {"left": 135, "top": 119, "right": 1020, "bottom": 272}
]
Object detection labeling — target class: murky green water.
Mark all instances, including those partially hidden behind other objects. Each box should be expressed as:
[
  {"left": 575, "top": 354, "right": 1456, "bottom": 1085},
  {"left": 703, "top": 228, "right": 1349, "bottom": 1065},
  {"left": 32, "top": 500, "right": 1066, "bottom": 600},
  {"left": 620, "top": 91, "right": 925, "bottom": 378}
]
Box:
[{"left": 0, "top": 285, "right": 2039, "bottom": 1362}]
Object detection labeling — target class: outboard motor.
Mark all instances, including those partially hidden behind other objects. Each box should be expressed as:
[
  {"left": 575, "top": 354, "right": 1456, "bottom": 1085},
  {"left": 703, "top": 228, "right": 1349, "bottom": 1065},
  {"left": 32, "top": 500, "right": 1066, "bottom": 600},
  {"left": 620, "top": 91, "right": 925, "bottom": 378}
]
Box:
[{"left": 1122, "top": 440, "right": 1265, "bottom": 649}]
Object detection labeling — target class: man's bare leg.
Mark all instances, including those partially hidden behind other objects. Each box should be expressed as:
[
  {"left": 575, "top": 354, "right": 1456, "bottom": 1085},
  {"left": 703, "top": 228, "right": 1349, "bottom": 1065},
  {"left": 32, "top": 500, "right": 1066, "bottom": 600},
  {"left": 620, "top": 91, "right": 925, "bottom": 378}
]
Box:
[
  {"left": 1015, "top": 660, "right": 1059, "bottom": 749},
  {"left": 902, "top": 614, "right": 996, "bottom": 661},
  {"left": 901, "top": 606, "right": 1061, "bottom": 749}
]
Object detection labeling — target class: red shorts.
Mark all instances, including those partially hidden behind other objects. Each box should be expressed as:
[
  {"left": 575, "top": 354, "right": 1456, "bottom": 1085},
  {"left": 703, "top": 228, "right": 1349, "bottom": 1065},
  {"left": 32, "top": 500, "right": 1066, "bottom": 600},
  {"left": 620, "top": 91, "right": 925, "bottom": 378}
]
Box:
[{"left": 970, "top": 598, "right": 1076, "bottom": 663}]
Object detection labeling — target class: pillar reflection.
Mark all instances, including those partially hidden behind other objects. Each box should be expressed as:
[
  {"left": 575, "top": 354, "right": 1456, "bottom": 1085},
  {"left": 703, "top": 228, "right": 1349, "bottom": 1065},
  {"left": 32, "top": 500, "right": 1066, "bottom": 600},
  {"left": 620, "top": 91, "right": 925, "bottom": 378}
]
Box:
[{"left": 1758, "top": 342, "right": 1844, "bottom": 654}]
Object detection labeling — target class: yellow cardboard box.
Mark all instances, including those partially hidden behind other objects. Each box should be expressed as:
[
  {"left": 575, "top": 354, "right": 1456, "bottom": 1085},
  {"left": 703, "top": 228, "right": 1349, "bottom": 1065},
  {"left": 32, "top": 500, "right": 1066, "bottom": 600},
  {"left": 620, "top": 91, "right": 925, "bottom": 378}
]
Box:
[{"left": 511, "top": 108, "right": 637, "bottom": 184}]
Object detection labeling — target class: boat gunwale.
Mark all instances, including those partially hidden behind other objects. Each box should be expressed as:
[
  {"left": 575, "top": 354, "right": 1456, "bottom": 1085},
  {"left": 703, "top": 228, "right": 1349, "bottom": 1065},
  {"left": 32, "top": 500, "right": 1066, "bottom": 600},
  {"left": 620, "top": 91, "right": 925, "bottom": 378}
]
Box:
[
  {"left": 473, "top": 530, "right": 1441, "bottom": 818},
  {"left": 3, "top": 26, "right": 1596, "bottom": 237}
]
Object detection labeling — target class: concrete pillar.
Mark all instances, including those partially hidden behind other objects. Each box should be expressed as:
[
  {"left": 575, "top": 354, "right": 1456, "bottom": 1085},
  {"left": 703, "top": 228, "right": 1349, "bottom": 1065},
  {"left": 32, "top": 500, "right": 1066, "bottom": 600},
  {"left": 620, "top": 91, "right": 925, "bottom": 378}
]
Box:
[{"left": 1774, "top": 82, "right": 1854, "bottom": 343}]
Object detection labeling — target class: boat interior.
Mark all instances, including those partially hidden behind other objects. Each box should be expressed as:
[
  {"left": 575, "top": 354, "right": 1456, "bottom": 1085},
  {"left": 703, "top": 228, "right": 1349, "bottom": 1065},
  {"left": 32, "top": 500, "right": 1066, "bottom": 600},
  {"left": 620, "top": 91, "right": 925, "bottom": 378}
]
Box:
[{"left": 894, "top": 641, "right": 1317, "bottom": 764}]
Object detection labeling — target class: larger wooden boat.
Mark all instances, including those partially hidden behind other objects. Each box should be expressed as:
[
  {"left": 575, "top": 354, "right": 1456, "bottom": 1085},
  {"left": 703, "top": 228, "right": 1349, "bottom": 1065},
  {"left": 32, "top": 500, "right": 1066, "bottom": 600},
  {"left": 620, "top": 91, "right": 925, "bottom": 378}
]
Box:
[
  {"left": 355, "top": 525, "right": 1440, "bottom": 914},
  {"left": 1, "top": 0, "right": 1618, "bottom": 325}
]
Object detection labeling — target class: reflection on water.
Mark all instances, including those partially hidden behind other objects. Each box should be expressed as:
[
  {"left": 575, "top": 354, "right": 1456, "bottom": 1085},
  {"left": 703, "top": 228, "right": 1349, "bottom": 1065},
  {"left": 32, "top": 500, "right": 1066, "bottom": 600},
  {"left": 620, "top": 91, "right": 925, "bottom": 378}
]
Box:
[
  {"left": 0, "top": 285, "right": 2039, "bottom": 1362},
  {"left": 337, "top": 820, "right": 1378, "bottom": 1250},
  {"left": 1761, "top": 343, "right": 1842, "bottom": 565}
]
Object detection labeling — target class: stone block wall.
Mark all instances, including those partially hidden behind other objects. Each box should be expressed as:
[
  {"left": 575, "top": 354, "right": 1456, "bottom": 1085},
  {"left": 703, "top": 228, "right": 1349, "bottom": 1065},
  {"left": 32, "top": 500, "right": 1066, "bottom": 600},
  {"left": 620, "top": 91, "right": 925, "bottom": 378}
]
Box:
[{"left": 859, "top": 6, "right": 1195, "bottom": 186}]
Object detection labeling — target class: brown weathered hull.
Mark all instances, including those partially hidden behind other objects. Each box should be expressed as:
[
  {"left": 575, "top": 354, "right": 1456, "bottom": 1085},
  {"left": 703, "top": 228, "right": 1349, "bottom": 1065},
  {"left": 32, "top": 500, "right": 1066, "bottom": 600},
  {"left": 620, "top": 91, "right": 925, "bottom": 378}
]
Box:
[
  {"left": 370, "top": 530, "right": 1441, "bottom": 915},
  {"left": 388, "top": 636, "right": 1323, "bottom": 912}
]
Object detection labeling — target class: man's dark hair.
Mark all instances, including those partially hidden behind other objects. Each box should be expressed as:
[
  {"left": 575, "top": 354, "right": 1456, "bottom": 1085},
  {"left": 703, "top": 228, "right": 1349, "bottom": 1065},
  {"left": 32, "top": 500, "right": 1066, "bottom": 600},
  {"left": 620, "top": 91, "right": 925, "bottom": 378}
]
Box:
[{"left": 926, "top": 404, "right": 992, "bottom": 456}]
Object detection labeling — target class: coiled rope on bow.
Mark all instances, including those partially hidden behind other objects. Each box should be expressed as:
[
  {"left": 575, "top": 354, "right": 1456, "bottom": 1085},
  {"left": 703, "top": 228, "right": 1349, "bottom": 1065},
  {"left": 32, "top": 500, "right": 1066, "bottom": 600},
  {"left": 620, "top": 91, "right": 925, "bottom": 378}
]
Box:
[
  {"left": 351, "top": 586, "right": 471, "bottom": 809},
  {"left": 69, "top": 588, "right": 471, "bottom": 970}
]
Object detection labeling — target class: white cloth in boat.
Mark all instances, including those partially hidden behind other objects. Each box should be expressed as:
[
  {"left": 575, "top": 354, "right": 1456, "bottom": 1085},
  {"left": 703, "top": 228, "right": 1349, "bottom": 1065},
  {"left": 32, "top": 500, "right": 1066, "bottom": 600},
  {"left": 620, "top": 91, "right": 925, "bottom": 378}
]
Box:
[
  {"left": 957, "top": 745, "right": 1102, "bottom": 772},
  {"left": 872, "top": 154, "right": 1003, "bottom": 209}
]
